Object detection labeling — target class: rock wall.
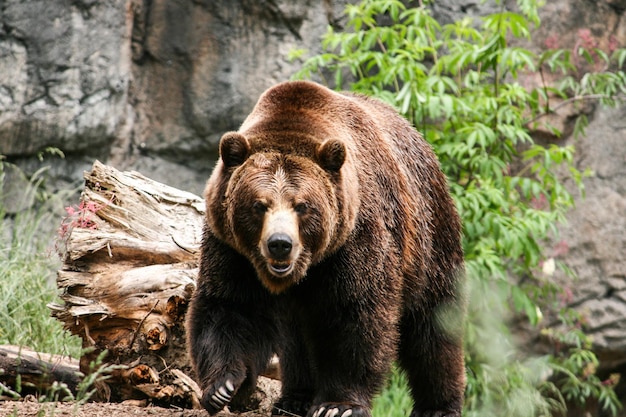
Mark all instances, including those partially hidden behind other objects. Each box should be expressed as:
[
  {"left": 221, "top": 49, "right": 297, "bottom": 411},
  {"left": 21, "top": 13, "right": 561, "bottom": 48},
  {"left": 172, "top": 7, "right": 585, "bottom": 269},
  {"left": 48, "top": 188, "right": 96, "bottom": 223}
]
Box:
[
  {"left": 527, "top": 2, "right": 626, "bottom": 409},
  {"left": 554, "top": 105, "right": 626, "bottom": 366},
  {"left": 0, "top": 0, "right": 131, "bottom": 159},
  {"left": 1, "top": 0, "right": 626, "bottom": 414},
  {"left": 0, "top": 0, "right": 350, "bottom": 194}
]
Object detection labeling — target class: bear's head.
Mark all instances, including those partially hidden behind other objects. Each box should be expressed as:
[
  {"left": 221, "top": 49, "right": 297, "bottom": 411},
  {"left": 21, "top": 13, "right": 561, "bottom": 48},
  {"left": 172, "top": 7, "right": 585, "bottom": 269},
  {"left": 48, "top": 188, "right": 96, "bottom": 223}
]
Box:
[{"left": 205, "top": 131, "right": 356, "bottom": 294}]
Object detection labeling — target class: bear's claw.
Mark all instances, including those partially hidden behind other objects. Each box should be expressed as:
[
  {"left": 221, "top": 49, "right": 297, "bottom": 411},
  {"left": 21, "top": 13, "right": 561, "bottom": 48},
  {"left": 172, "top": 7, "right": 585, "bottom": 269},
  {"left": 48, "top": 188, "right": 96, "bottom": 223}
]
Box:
[
  {"left": 309, "top": 403, "right": 367, "bottom": 417},
  {"left": 202, "top": 377, "right": 235, "bottom": 414}
]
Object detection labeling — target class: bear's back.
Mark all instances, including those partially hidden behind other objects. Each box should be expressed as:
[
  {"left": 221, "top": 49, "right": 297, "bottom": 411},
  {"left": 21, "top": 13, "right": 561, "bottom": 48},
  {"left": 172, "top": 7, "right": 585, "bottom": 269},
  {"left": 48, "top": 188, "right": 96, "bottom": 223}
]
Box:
[
  {"left": 239, "top": 81, "right": 460, "bottom": 274},
  {"left": 347, "top": 90, "right": 464, "bottom": 299}
]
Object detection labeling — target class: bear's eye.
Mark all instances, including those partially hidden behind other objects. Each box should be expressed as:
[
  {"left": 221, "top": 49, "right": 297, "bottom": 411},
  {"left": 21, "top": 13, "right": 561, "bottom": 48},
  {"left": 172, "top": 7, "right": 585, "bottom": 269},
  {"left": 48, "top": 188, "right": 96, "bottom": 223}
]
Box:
[
  {"left": 294, "top": 202, "right": 308, "bottom": 215},
  {"left": 252, "top": 200, "right": 268, "bottom": 214}
]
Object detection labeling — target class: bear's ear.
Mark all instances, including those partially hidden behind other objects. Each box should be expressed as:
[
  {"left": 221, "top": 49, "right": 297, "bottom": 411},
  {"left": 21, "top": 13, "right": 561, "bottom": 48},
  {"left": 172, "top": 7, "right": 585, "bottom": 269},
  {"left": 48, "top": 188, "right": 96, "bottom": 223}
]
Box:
[
  {"left": 219, "top": 132, "right": 250, "bottom": 168},
  {"left": 317, "top": 139, "right": 346, "bottom": 173}
]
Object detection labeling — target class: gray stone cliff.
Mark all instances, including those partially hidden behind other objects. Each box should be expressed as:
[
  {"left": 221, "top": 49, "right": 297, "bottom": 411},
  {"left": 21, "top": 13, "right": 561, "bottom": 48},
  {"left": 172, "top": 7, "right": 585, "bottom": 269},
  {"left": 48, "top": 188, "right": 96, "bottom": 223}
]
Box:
[{"left": 1, "top": 0, "right": 350, "bottom": 193}]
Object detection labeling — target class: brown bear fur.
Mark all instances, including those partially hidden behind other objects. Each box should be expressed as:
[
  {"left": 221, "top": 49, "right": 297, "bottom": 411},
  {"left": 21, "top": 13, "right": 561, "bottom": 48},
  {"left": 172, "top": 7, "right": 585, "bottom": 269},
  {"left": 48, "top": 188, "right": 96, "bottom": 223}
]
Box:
[{"left": 186, "top": 80, "right": 466, "bottom": 417}]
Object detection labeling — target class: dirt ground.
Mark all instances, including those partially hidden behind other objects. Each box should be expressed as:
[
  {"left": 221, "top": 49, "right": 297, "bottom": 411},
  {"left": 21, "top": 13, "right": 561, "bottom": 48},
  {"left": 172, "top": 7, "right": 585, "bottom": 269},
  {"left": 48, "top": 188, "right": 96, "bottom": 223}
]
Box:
[{"left": 0, "top": 400, "right": 268, "bottom": 417}]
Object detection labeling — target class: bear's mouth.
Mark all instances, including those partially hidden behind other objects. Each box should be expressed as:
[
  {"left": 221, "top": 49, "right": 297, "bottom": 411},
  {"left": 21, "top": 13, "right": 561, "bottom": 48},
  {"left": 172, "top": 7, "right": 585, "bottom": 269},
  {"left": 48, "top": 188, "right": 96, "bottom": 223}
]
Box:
[{"left": 268, "top": 260, "right": 293, "bottom": 276}]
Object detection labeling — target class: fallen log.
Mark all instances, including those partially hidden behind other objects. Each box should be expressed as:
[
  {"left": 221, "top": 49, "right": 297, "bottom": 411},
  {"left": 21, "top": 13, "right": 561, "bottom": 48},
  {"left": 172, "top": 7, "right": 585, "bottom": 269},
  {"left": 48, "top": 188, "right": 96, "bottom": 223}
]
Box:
[
  {"left": 49, "top": 160, "right": 279, "bottom": 412},
  {"left": 0, "top": 345, "right": 80, "bottom": 398}
]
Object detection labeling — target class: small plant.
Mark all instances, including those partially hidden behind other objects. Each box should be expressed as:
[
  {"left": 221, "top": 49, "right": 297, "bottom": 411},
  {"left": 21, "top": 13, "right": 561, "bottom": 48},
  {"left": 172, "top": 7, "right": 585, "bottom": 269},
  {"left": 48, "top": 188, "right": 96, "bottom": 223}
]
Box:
[
  {"left": 293, "top": 0, "right": 625, "bottom": 415},
  {"left": 0, "top": 372, "right": 22, "bottom": 400},
  {"left": 56, "top": 193, "right": 109, "bottom": 261},
  {"left": 37, "top": 349, "right": 125, "bottom": 411},
  {"left": 58, "top": 200, "right": 102, "bottom": 236}
]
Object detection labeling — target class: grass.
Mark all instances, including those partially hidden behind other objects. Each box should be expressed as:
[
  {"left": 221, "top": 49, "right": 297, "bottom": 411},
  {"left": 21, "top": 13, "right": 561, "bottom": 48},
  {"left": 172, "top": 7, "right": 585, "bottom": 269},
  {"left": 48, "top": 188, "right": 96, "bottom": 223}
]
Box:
[
  {"left": 0, "top": 162, "right": 82, "bottom": 359},
  {"left": 372, "top": 368, "right": 414, "bottom": 417}
]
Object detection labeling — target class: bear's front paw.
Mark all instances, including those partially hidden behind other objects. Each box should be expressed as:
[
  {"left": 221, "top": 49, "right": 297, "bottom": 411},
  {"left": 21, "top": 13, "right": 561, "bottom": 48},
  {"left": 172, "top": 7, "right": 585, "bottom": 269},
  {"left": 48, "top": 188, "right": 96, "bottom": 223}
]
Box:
[
  {"left": 308, "top": 403, "right": 370, "bottom": 417},
  {"left": 201, "top": 376, "right": 236, "bottom": 415}
]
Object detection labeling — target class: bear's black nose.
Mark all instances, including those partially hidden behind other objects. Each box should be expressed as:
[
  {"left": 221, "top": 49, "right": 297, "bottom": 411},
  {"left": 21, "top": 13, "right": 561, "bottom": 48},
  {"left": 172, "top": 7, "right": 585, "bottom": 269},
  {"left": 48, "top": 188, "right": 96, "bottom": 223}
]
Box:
[{"left": 267, "top": 233, "right": 293, "bottom": 259}]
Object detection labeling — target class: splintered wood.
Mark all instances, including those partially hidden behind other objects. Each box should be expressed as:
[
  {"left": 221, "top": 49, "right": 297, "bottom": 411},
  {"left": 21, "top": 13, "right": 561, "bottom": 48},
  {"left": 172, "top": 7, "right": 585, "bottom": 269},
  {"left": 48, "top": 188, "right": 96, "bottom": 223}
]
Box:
[{"left": 50, "top": 160, "right": 205, "bottom": 408}]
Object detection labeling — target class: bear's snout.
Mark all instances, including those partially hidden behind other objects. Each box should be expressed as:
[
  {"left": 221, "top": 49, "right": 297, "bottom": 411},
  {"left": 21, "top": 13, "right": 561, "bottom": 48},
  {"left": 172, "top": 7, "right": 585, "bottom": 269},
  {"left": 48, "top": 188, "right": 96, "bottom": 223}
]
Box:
[
  {"left": 267, "top": 233, "right": 293, "bottom": 259},
  {"left": 259, "top": 208, "right": 302, "bottom": 278}
]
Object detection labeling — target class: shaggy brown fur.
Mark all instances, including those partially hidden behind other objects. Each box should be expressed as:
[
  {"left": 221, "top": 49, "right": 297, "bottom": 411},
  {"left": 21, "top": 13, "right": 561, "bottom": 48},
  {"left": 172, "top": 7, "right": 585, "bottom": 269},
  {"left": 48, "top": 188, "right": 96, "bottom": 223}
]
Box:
[{"left": 187, "top": 81, "right": 466, "bottom": 417}]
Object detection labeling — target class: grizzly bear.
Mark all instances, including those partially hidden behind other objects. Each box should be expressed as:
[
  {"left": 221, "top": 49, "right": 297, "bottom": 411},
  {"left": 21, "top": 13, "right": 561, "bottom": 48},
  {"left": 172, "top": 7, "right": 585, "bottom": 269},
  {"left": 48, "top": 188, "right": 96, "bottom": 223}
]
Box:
[{"left": 186, "top": 80, "right": 466, "bottom": 417}]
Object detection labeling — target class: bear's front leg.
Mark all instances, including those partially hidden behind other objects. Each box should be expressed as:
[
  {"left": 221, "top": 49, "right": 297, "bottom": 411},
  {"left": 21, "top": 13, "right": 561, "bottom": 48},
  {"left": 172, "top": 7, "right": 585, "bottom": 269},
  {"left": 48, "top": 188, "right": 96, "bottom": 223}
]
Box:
[
  {"left": 296, "top": 269, "right": 400, "bottom": 417},
  {"left": 188, "top": 298, "right": 278, "bottom": 414},
  {"left": 302, "top": 306, "right": 388, "bottom": 417},
  {"left": 187, "top": 296, "right": 275, "bottom": 415},
  {"left": 187, "top": 236, "right": 278, "bottom": 415}
]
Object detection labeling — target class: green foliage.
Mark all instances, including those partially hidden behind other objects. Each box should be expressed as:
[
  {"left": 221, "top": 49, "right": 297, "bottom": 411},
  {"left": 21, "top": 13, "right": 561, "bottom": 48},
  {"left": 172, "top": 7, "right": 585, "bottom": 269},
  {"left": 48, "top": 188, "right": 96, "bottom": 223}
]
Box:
[
  {"left": 295, "top": 0, "right": 625, "bottom": 415},
  {"left": 36, "top": 349, "right": 125, "bottom": 408},
  {"left": 372, "top": 367, "right": 413, "bottom": 417},
  {"left": 0, "top": 158, "right": 81, "bottom": 358}
]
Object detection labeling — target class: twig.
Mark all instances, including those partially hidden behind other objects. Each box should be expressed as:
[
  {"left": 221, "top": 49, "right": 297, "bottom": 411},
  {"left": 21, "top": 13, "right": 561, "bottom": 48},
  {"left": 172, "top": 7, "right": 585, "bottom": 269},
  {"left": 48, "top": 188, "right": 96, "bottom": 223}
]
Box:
[
  {"left": 129, "top": 301, "right": 160, "bottom": 350},
  {"left": 82, "top": 320, "right": 96, "bottom": 346},
  {"left": 524, "top": 93, "right": 623, "bottom": 127},
  {"left": 171, "top": 235, "right": 196, "bottom": 254},
  {"left": 271, "top": 406, "right": 304, "bottom": 417},
  {"left": 539, "top": 66, "right": 550, "bottom": 115}
]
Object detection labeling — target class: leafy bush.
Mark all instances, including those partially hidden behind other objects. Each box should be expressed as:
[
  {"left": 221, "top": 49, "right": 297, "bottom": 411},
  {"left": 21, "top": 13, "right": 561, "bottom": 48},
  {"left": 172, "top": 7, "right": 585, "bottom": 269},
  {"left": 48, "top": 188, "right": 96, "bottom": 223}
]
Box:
[{"left": 293, "top": 0, "right": 626, "bottom": 415}]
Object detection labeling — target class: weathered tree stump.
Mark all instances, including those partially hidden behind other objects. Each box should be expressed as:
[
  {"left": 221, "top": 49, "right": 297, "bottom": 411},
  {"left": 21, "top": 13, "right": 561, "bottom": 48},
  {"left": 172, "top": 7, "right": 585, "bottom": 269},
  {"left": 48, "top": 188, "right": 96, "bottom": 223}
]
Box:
[{"left": 49, "top": 161, "right": 279, "bottom": 412}]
